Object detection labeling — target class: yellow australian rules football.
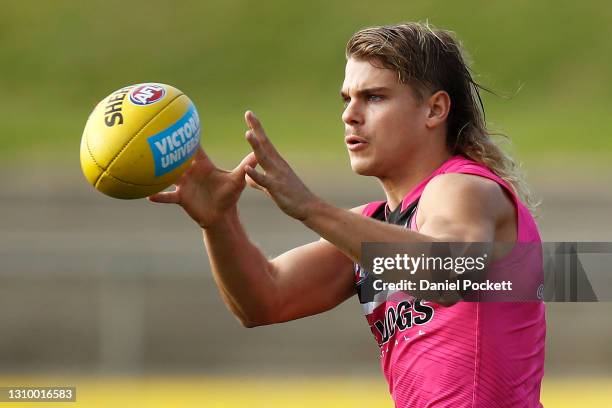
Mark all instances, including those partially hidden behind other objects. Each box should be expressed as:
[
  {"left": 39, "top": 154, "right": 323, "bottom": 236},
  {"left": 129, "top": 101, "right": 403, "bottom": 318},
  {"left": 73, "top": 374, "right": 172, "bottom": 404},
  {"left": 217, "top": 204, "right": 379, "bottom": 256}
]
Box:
[{"left": 80, "top": 83, "right": 201, "bottom": 199}]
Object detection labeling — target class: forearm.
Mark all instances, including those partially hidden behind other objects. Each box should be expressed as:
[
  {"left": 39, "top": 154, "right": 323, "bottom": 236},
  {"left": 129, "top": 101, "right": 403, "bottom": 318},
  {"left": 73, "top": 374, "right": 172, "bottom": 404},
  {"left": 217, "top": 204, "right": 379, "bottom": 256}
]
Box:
[
  {"left": 303, "top": 199, "right": 435, "bottom": 264},
  {"left": 203, "top": 207, "right": 278, "bottom": 325},
  {"left": 302, "top": 199, "right": 494, "bottom": 306}
]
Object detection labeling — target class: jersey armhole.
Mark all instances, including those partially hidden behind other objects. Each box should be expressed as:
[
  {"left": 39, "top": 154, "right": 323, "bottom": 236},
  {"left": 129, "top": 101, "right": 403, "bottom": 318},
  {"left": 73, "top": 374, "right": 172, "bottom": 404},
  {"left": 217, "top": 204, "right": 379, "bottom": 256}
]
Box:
[{"left": 437, "top": 169, "right": 523, "bottom": 242}]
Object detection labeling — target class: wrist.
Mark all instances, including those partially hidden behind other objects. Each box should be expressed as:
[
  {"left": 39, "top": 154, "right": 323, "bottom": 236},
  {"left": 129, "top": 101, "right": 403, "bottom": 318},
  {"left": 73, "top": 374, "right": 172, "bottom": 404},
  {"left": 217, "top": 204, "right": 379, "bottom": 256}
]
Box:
[
  {"left": 200, "top": 206, "right": 240, "bottom": 232},
  {"left": 301, "top": 197, "right": 329, "bottom": 228}
]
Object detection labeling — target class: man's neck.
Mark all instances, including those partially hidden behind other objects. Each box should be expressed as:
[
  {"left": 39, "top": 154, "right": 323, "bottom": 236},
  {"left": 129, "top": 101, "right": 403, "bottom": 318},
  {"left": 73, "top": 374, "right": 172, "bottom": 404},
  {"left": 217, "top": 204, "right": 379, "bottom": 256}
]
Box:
[{"left": 379, "top": 151, "right": 453, "bottom": 211}]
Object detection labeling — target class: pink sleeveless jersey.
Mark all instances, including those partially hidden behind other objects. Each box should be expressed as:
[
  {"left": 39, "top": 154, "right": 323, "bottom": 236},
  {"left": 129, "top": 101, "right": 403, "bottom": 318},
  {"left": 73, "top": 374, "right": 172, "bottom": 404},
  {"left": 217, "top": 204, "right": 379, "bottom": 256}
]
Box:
[{"left": 356, "top": 156, "right": 546, "bottom": 407}]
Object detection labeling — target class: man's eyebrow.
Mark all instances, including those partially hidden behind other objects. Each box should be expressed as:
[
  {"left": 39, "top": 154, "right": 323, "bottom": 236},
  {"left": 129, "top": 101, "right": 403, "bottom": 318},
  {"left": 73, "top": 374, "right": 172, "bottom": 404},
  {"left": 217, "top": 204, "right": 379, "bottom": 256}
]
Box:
[{"left": 340, "top": 87, "right": 391, "bottom": 98}]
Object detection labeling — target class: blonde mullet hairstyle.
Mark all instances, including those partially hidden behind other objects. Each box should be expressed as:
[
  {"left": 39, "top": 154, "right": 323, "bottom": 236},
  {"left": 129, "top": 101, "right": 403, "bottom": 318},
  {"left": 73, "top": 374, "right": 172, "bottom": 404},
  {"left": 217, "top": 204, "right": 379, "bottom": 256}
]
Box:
[{"left": 346, "top": 22, "right": 538, "bottom": 212}]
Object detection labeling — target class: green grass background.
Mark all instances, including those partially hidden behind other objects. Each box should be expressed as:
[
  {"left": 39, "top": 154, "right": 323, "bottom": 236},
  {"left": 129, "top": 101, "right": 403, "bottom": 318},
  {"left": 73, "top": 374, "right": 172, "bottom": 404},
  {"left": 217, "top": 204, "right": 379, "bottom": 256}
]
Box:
[{"left": 1, "top": 0, "right": 611, "bottom": 170}]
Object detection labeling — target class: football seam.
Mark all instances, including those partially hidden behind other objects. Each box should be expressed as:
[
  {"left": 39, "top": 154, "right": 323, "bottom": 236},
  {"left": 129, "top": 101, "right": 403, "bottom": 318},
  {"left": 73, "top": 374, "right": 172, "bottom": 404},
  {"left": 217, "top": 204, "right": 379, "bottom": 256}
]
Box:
[
  {"left": 105, "top": 92, "right": 184, "bottom": 171},
  {"left": 85, "top": 139, "right": 107, "bottom": 188},
  {"left": 88, "top": 140, "right": 175, "bottom": 188},
  {"left": 88, "top": 92, "right": 185, "bottom": 186},
  {"left": 97, "top": 169, "right": 172, "bottom": 187}
]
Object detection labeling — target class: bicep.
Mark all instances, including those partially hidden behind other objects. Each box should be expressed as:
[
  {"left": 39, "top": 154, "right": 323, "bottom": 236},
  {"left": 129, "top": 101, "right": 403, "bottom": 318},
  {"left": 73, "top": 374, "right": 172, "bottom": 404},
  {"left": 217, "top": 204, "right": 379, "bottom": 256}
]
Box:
[
  {"left": 269, "top": 239, "right": 355, "bottom": 323},
  {"left": 416, "top": 174, "right": 511, "bottom": 306},
  {"left": 266, "top": 204, "right": 367, "bottom": 324},
  {"left": 417, "top": 174, "right": 500, "bottom": 242}
]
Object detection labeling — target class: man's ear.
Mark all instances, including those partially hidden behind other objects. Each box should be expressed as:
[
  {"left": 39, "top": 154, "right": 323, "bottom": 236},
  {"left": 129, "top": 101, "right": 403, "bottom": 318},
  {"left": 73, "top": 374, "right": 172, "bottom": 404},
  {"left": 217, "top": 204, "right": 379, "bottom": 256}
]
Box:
[{"left": 425, "top": 90, "right": 451, "bottom": 129}]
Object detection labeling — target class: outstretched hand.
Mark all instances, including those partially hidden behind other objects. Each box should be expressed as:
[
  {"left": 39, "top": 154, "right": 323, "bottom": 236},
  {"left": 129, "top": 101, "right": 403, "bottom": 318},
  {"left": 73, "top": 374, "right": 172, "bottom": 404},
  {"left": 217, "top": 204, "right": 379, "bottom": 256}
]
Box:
[
  {"left": 147, "top": 147, "right": 257, "bottom": 229},
  {"left": 148, "top": 110, "right": 319, "bottom": 226},
  {"left": 243, "top": 111, "right": 319, "bottom": 221}
]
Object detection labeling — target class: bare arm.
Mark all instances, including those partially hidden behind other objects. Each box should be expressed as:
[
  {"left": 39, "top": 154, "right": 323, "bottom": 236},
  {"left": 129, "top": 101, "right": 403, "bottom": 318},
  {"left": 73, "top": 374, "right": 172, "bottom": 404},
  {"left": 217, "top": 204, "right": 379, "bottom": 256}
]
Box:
[
  {"left": 202, "top": 206, "right": 364, "bottom": 327},
  {"left": 241, "top": 112, "right": 515, "bottom": 306},
  {"left": 303, "top": 172, "right": 509, "bottom": 262},
  {"left": 149, "top": 110, "right": 513, "bottom": 327},
  {"left": 148, "top": 133, "right": 364, "bottom": 326}
]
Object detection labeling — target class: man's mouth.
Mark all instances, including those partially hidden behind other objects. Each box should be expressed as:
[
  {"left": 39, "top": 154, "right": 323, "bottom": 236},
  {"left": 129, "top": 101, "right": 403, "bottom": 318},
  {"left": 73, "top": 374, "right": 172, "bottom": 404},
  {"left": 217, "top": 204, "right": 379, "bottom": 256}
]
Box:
[{"left": 345, "top": 135, "right": 369, "bottom": 151}]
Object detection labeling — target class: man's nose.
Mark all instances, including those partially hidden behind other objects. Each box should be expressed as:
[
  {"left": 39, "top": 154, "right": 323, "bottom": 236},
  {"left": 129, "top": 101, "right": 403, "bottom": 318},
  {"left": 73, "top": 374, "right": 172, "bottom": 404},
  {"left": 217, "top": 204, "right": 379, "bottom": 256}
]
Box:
[{"left": 342, "top": 100, "right": 364, "bottom": 126}]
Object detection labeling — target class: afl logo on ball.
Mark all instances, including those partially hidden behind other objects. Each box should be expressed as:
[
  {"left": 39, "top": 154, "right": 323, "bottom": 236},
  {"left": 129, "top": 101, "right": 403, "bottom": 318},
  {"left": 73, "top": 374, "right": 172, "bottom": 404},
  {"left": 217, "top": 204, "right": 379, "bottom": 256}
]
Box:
[{"left": 129, "top": 84, "right": 166, "bottom": 106}]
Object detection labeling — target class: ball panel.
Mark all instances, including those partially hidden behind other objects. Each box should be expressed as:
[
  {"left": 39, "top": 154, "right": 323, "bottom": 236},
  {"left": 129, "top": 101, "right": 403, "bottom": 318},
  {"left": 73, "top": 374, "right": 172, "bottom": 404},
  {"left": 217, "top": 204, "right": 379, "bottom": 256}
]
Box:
[
  {"left": 79, "top": 131, "right": 105, "bottom": 187},
  {"left": 84, "top": 84, "right": 183, "bottom": 169},
  {"left": 107, "top": 94, "right": 200, "bottom": 186},
  {"left": 94, "top": 171, "right": 171, "bottom": 199}
]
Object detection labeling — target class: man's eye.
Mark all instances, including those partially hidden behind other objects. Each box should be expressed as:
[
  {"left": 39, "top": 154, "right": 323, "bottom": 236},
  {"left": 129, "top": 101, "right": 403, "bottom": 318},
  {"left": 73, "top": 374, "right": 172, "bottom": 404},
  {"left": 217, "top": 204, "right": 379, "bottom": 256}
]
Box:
[
  {"left": 342, "top": 97, "right": 351, "bottom": 107},
  {"left": 367, "top": 95, "right": 383, "bottom": 102}
]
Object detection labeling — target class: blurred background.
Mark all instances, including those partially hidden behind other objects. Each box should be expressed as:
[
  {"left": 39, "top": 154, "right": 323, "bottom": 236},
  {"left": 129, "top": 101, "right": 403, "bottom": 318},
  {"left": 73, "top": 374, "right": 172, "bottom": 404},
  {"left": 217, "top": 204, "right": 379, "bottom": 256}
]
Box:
[{"left": 1, "top": 0, "right": 611, "bottom": 406}]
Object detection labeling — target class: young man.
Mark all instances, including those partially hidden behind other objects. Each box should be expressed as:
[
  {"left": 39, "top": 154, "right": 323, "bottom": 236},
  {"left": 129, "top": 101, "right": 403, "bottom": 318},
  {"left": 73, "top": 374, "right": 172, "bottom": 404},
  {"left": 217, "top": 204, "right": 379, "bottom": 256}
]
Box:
[{"left": 149, "top": 23, "right": 545, "bottom": 408}]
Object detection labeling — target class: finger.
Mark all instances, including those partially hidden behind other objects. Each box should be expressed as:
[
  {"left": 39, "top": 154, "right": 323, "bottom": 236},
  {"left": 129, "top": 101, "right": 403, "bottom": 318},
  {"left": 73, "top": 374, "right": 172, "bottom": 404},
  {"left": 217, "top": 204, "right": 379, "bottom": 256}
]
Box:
[
  {"left": 245, "top": 173, "right": 265, "bottom": 191},
  {"left": 193, "top": 146, "right": 209, "bottom": 163},
  {"left": 245, "top": 129, "right": 283, "bottom": 171},
  {"left": 230, "top": 152, "right": 258, "bottom": 185},
  {"left": 147, "top": 190, "right": 181, "bottom": 204},
  {"left": 244, "top": 165, "right": 270, "bottom": 188},
  {"left": 245, "top": 111, "right": 274, "bottom": 151},
  {"left": 244, "top": 111, "right": 283, "bottom": 168},
  {"left": 244, "top": 110, "right": 264, "bottom": 134},
  {"left": 181, "top": 146, "right": 216, "bottom": 179},
  {"left": 232, "top": 151, "right": 258, "bottom": 176},
  {"left": 245, "top": 129, "right": 268, "bottom": 166},
  {"left": 193, "top": 146, "right": 215, "bottom": 168}
]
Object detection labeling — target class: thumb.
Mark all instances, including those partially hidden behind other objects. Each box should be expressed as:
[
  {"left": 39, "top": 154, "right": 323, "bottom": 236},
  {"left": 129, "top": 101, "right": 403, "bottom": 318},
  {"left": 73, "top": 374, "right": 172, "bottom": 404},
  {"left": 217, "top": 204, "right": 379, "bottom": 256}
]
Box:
[
  {"left": 190, "top": 146, "right": 216, "bottom": 175},
  {"left": 193, "top": 147, "right": 211, "bottom": 164},
  {"left": 232, "top": 151, "right": 258, "bottom": 178}
]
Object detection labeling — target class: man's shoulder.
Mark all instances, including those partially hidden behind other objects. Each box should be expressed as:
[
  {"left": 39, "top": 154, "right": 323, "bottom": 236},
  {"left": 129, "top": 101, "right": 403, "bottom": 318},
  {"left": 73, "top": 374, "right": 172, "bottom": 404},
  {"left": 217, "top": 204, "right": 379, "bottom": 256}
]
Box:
[
  {"left": 419, "top": 172, "right": 514, "bottom": 221},
  {"left": 350, "top": 204, "right": 368, "bottom": 214},
  {"left": 350, "top": 202, "right": 385, "bottom": 216},
  {"left": 424, "top": 173, "right": 506, "bottom": 198}
]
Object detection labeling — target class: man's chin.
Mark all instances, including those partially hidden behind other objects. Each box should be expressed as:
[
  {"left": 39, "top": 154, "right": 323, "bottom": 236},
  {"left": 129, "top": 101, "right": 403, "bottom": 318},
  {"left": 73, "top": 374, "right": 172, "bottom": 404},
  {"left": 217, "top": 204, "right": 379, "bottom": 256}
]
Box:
[{"left": 349, "top": 158, "right": 376, "bottom": 176}]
